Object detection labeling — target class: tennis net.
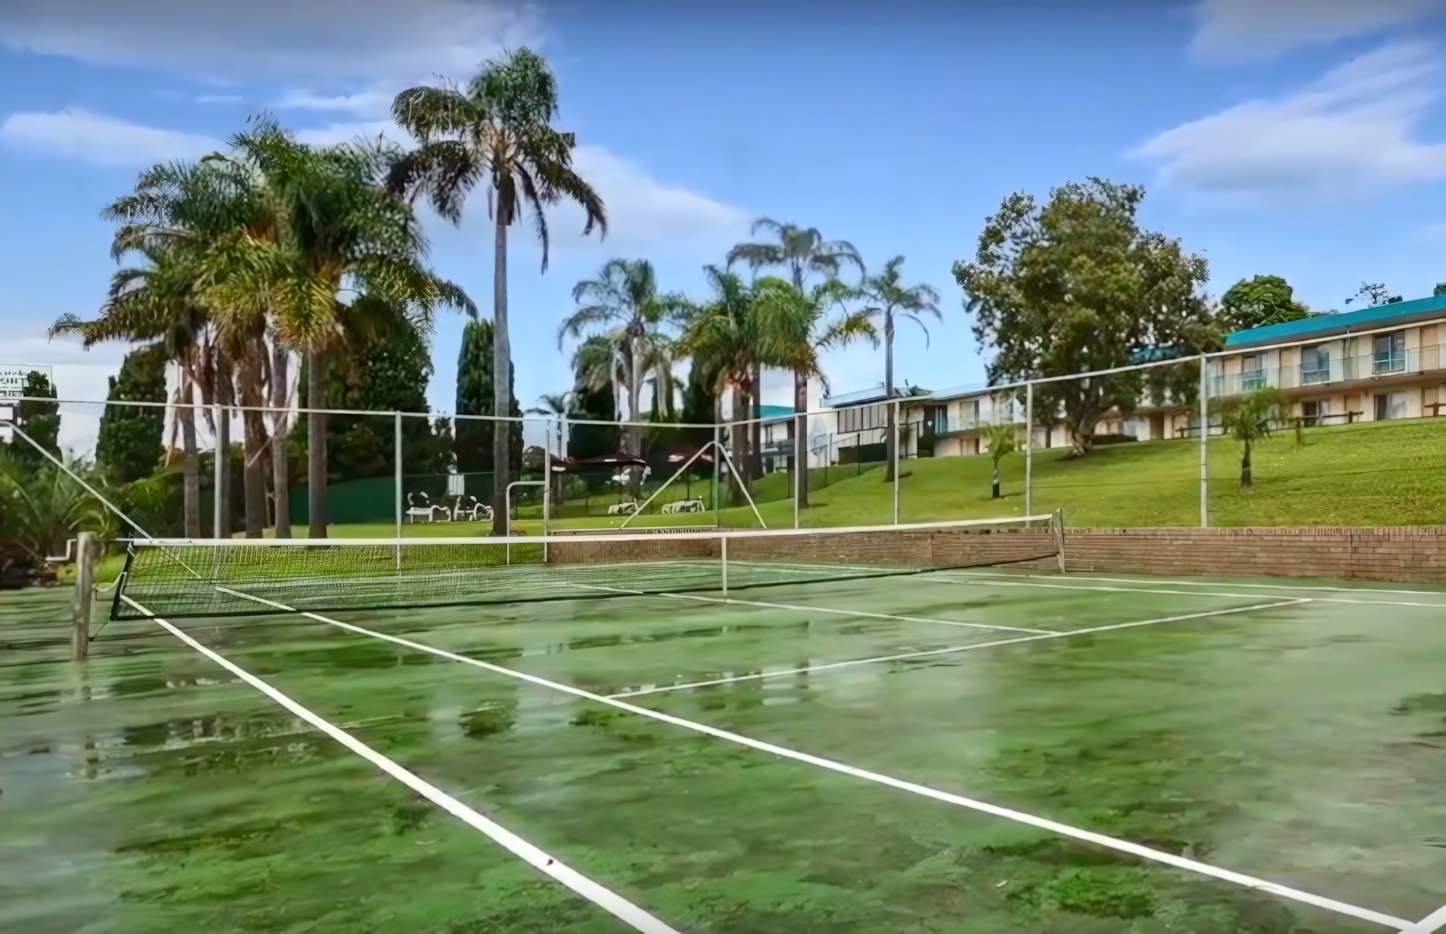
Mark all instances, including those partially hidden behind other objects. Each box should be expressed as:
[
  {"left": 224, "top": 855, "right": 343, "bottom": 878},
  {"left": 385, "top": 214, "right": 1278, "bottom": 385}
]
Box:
[{"left": 111, "top": 515, "right": 1064, "bottom": 620}]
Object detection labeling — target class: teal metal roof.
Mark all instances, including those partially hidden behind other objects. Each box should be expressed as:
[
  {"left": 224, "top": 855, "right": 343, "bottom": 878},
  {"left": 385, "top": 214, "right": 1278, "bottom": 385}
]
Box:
[
  {"left": 1224, "top": 293, "right": 1446, "bottom": 348},
  {"left": 758, "top": 404, "right": 795, "bottom": 420}
]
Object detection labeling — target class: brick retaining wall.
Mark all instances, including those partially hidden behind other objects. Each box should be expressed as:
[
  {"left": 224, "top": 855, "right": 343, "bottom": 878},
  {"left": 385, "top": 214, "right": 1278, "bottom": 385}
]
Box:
[{"left": 1047, "top": 526, "right": 1446, "bottom": 583}]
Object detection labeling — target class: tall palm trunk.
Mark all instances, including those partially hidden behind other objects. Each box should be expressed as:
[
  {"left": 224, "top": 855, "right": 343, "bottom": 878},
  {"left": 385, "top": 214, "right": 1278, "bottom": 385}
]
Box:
[
  {"left": 491, "top": 211, "right": 511, "bottom": 536},
  {"left": 270, "top": 345, "right": 292, "bottom": 538},
  {"left": 625, "top": 339, "right": 643, "bottom": 458},
  {"left": 731, "top": 381, "right": 752, "bottom": 507},
  {"left": 216, "top": 356, "right": 233, "bottom": 539},
  {"left": 240, "top": 345, "right": 267, "bottom": 538},
  {"left": 306, "top": 347, "right": 328, "bottom": 538},
  {"left": 884, "top": 312, "right": 897, "bottom": 482},
  {"left": 794, "top": 369, "right": 808, "bottom": 508},
  {"left": 749, "top": 361, "right": 763, "bottom": 480},
  {"left": 179, "top": 364, "right": 201, "bottom": 538}
]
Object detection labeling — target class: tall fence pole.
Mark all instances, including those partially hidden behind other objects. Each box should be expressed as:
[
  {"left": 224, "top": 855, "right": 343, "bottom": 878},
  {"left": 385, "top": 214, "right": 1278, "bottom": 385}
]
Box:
[
  {"left": 71, "top": 531, "right": 96, "bottom": 661},
  {"left": 213, "top": 403, "right": 223, "bottom": 539},
  {"left": 712, "top": 424, "right": 722, "bottom": 527},
  {"left": 794, "top": 414, "right": 801, "bottom": 530},
  {"left": 1025, "top": 382, "right": 1034, "bottom": 522},
  {"left": 1199, "top": 354, "right": 1209, "bottom": 528},
  {"left": 892, "top": 399, "right": 901, "bottom": 525},
  {"left": 394, "top": 411, "right": 403, "bottom": 569}
]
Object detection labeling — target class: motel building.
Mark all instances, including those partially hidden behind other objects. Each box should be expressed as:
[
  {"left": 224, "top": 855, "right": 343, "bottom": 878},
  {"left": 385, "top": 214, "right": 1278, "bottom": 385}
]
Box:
[{"left": 818, "top": 293, "right": 1446, "bottom": 464}]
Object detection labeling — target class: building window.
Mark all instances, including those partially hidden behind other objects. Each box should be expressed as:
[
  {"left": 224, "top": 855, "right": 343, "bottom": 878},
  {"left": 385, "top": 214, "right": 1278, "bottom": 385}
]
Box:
[
  {"left": 1374, "top": 391, "right": 1407, "bottom": 421},
  {"left": 1373, "top": 331, "right": 1405, "bottom": 374},
  {"left": 1242, "top": 354, "right": 1266, "bottom": 391},
  {"left": 1301, "top": 399, "right": 1327, "bottom": 426},
  {"left": 837, "top": 402, "right": 886, "bottom": 435},
  {"left": 1300, "top": 345, "right": 1330, "bottom": 384}
]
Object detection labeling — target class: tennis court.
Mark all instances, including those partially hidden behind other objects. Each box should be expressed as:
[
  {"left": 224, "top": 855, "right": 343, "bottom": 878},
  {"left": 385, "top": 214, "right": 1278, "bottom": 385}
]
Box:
[{"left": 4, "top": 520, "right": 1446, "bottom": 932}]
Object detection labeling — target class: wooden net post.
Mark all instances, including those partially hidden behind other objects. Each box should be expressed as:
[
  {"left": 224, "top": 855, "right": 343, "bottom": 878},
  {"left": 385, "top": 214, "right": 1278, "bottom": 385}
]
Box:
[{"left": 71, "top": 531, "right": 98, "bottom": 660}]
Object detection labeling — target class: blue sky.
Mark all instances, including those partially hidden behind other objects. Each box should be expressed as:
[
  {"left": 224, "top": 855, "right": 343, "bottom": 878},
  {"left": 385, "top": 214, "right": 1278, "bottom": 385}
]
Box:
[{"left": 6, "top": 0, "right": 1446, "bottom": 452}]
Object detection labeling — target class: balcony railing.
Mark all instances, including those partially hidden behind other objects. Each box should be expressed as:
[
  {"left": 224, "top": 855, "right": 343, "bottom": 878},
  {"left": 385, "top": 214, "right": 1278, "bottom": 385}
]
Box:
[{"left": 1211, "top": 344, "right": 1444, "bottom": 397}]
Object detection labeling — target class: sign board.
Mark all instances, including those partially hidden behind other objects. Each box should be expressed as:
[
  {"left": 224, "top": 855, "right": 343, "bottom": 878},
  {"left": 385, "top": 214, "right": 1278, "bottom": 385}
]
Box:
[{"left": 0, "top": 364, "right": 54, "bottom": 399}]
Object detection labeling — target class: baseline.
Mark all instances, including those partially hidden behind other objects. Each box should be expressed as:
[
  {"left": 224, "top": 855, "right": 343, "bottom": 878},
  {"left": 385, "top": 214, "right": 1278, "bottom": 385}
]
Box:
[
  {"left": 932, "top": 574, "right": 1446, "bottom": 609},
  {"left": 606, "top": 599, "right": 1307, "bottom": 699},
  {"left": 119, "top": 595, "right": 680, "bottom": 934},
  {"left": 1405, "top": 906, "right": 1446, "bottom": 934},
  {"left": 214, "top": 587, "right": 1406, "bottom": 931}
]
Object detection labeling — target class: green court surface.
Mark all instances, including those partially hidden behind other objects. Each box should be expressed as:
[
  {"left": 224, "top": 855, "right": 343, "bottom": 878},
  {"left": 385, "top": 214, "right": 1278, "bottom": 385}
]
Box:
[{"left": 4, "top": 569, "right": 1445, "bottom": 932}]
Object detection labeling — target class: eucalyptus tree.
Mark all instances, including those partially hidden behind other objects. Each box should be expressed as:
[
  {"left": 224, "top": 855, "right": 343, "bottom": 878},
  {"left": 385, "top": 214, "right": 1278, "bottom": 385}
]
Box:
[
  {"left": 390, "top": 46, "right": 606, "bottom": 535},
  {"left": 559, "top": 258, "right": 685, "bottom": 458},
  {"left": 858, "top": 256, "right": 941, "bottom": 480},
  {"left": 726, "top": 218, "right": 863, "bottom": 486}
]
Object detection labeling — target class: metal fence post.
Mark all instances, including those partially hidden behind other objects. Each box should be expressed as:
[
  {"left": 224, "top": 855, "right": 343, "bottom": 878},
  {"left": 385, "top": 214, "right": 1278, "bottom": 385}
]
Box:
[
  {"left": 1199, "top": 355, "right": 1209, "bottom": 528},
  {"left": 712, "top": 424, "right": 721, "bottom": 525},
  {"left": 213, "top": 402, "right": 223, "bottom": 539},
  {"left": 394, "top": 411, "right": 402, "bottom": 568},
  {"left": 1025, "top": 382, "right": 1034, "bottom": 522},
  {"left": 892, "top": 399, "right": 901, "bottom": 525}
]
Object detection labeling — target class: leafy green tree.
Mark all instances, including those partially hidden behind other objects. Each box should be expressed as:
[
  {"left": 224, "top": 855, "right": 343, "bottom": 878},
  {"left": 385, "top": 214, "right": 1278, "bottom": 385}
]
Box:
[
  {"left": 1220, "top": 275, "right": 1310, "bottom": 332},
  {"left": 982, "top": 422, "right": 1017, "bottom": 499},
  {"left": 1346, "top": 282, "right": 1402, "bottom": 307},
  {"left": 96, "top": 344, "right": 168, "bottom": 483},
  {"left": 859, "top": 256, "right": 941, "bottom": 481},
  {"left": 1218, "top": 387, "right": 1292, "bottom": 488},
  {"left": 8, "top": 371, "right": 60, "bottom": 472},
  {"left": 754, "top": 277, "right": 877, "bottom": 501},
  {"left": 455, "top": 318, "right": 522, "bottom": 486},
  {"left": 0, "top": 449, "right": 110, "bottom": 564},
  {"left": 953, "top": 178, "right": 1218, "bottom": 457},
  {"left": 390, "top": 46, "right": 606, "bottom": 534},
  {"left": 727, "top": 218, "right": 862, "bottom": 485}
]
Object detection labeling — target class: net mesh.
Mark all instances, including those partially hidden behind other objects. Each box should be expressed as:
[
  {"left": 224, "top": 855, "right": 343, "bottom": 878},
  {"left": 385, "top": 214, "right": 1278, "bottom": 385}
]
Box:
[{"left": 110, "top": 516, "right": 1062, "bottom": 620}]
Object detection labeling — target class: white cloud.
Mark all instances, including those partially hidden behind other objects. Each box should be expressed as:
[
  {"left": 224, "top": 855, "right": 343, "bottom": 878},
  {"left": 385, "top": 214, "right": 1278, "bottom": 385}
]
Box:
[
  {"left": 275, "top": 89, "right": 395, "bottom": 117},
  {"left": 1190, "top": 0, "right": 1443, "bottom": 61},
  {"left": 1134, "top": 43, "right": 1446, "bottom": 196},
  {"left": 556, "top": 146, "right": 748, "bottom": 251},
  {"left": 0, "top": 108, "right": 222, "bottom": 167},
  {"left": 196, "top": 94, "right": 243, "bottom": 104},
  {"left": 0, "top": 1, "right": 539, "bottom": 87}
]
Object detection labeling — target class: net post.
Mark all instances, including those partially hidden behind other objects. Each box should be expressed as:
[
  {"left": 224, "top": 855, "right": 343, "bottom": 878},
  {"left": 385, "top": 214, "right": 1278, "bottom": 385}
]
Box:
[
  {"left": 394, "top": 410, "right": 402, "bottom": 568},
  {"left": 1024, "top": 382, "right": 1033, "bottom": 525},
  {"left": 720, "top": 534, "right": 728, "bottom": 600},
  {"left": 1199, "top": 354, "right": 1208, "bottom": 528},
  {"left": 71, "top": 531, "right": 97, "bottom": 660},
  {"left": 1053, "top": 507, "right": 1066, "bottom": 574},
  {"left": 891, "top": 399, "right": 900, "bottom": 525},
  {"left": 213, "top": 402, "right": 223, "bottom": 539}
]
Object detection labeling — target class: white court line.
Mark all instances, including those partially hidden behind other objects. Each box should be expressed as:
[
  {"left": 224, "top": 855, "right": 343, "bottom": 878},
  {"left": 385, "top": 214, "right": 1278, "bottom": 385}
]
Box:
[
  {"left": 214, "top": 586, "right": 1409, "bottom": 931},
  {"left": 1404, "top": 905, "right": 1446, "bottom": 933},
  {"left": 575, "top": 584, "right": 1053, "bottom": 635},
  {"left": 959, "top": 569, "right": 1446, "bottom": 599},
  {"left": 606, "top": 599, "right": 1309, "bottom": 699},
  {"left": 119, "top": 595, "right": 679, "bottom": 934},
  {"left": 931, "top": 574, "right": 1446, "bottom": 609}
]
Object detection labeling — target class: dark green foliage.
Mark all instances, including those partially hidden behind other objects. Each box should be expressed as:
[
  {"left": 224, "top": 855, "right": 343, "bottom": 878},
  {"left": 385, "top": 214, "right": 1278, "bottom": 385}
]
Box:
[
  {"left": 953, "top": 178, "right": 1219, "bottom": 456},
  {"left": 568, "top": 372, "right": 619, "bottom": 467},
  {"left": 97, "top": 344, "right": 168, "bottom": 483},
  {"left": 295, "top": 309, "right": 452, "bottom": 484},
  {"left": 455, "top": 319, "right": 522, "bottom": 479},
  {"left": 9, "top": 371, "right": 60, "bottom": 470},
  {"left": 1220, "top": 275, "right": 1310, "bottom": 332}
]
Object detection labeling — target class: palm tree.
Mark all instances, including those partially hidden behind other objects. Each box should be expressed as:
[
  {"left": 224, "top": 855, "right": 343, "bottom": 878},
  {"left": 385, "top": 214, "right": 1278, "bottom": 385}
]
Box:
[
  {"left": 1218, "top": 387, "right": 1292, "bottom": 488},
  {"left": 754, "top": 278, "right": 877, "bottom": 501},
  {"left": 679, "top": 267, "right": 775, "bottom": 490},
  {"left": 859, "top": 256, "right": 941, "bottom": 481},
  {"left": 220, "top": 117, "right": 474, "bottom": 538},
  {"left": 981, "top": 422, "right": 1017, "bottom": 499},
  {"left": 390, "top": 47, "right": 607, "bottom": 535},
  {"left": 726, "top": 218, "right": 863, "bottom": 491},
  {"left": 52, "top": 241, "right": 214, "bottom": 538},
  {"left": 559, "top": 259, "right": 685, "bottom": 458}
]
